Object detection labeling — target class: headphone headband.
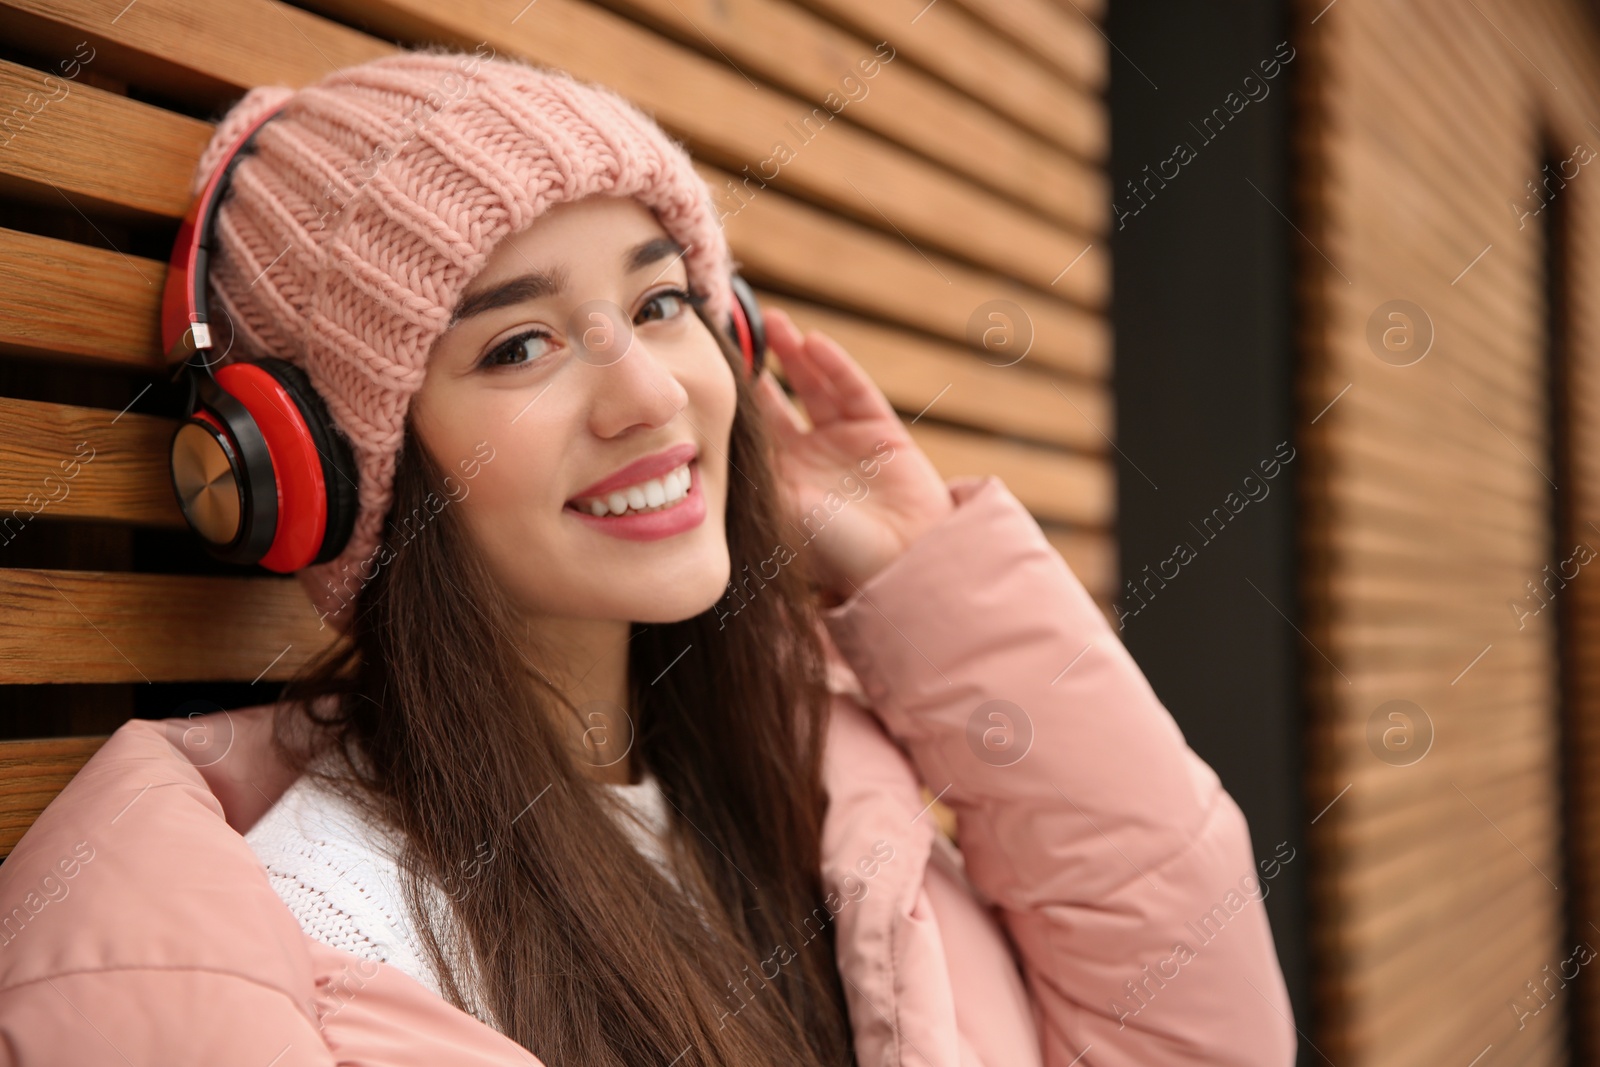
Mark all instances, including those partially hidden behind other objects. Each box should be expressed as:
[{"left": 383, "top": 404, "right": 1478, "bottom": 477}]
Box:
[{"left": 161, "top": 103, "right": 287, "bottom": 370}]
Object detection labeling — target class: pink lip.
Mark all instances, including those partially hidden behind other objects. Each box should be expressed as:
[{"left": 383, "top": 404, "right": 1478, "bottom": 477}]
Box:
[
  {"left": 567, "top": 442, "right": 698, "bottom": 502},
  {"left": 564, "top": 460, "right": 706, "bottom": 541}
]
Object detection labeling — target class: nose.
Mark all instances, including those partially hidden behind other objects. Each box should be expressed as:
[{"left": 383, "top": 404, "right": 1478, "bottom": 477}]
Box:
[{"left": 581, "top": 318, "right": 690, "bottom": 439}]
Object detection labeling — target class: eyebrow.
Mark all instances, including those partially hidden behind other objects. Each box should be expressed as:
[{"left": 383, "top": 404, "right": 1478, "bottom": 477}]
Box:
[{"left": 448, "top": 236, "right": 687, "bottom": 327}]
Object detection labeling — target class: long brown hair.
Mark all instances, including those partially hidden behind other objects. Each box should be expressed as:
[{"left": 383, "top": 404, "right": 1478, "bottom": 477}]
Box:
[{"left": 272, "top": 302, "right": 858, "bottom": 1065}]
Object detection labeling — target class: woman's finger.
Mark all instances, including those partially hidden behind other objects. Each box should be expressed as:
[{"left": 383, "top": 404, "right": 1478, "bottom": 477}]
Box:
[
  {"left": 797, "top": 328, "right": 897, "bottom": 423},
  {"left": 753, "top": 365, "right": 808, "bottom": 444},
  {"left": 765, "top": 310, "right": 844, "bottom": 426}
]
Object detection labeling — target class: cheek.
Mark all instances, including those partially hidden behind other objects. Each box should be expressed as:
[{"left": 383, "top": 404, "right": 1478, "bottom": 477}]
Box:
[
  {"left": 690, "top": 357, "right": 738, "bottom": 510},
  {"left": 695, "top": 349, "right": 739, "bottom": 445},
  {"left": 409, "top": 379, "right": 476, "bottom": 470},
  {"left": 452, "top": 438, "right": 567, "bottom": 599},
  {"left": 459, "top": 421, "right": 566, "bottom": 530},
  {"left": 413, "top": 393, "right": 569, "bottom": 552}
]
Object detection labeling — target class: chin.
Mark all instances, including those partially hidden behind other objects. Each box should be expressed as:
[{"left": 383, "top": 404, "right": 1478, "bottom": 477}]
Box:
[{"left": 627, "top": 554, "right": 734, "bottom": 625}]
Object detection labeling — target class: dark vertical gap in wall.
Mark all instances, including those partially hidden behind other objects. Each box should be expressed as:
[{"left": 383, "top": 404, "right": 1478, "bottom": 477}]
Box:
[
  {"left": 1541, "top": 137, "right": 1585, "bottom": 1063},
  {"left": 1106, "top": 0, "right": 1308, "bottom": 1057}
]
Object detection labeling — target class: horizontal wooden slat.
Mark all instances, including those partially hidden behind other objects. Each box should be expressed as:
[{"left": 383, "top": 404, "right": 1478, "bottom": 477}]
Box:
[
  {"left": 0, "top": 736, "right": 107, "bottom": 858},
  {"left": 337, "top": 0, "right": 1110, "bottom": 301},
  {"left": 713, "top": 163, "right": 1106, "bottom": 379},
  {"left": 1319, "top": 748, "right": 1563, "bottom": 884},
  {"left": 8, "top": 0, "right": 1106, "bottom": 308},
  {"left": 759, "top": 291, "right": 1111, "bottom": 451},
  {"left": 0, "top": 395, "right": 182, "bottom": 529},
  {"left": 585, "top": 0, "right": 1105, "bottom": 231},
  {"left": 1346, "top": 883, "right": 1559, "bottom": 1063},
  {"left": 0, "top": 383, "right": 1109, "bottom": 532},
  {"left": 0, "top": 86, "right": 1107, "bottom": 383},
  {"left": 1329, "top": 824, "right": 1562, "bottom": 964},
  {"left": 906, "top": 421, "right": 1109, "bottom": 527},
  {"left": 2, "top": 154, "right": 1106, "bottom": 386},
  {"left": 0, "top": 569, "right": 337, "bottom": 683},
  {"left": 0, "top": 0, "right": 386, "bottom": 103},
  {"left": 0, "top": 57, "right": 211, "bottom": 220},
  {"left": 953, "top": 0, "right": 1105, "bottom": 91},
  {"left": 790, "top": 0, "right": 1103, "bottom": 159},
  {"left": 0, "top": 226, "right": 164, "bottom": 370},
  {"left": 1344, "top": 850, "right": 1557, "bottom": 1025}
]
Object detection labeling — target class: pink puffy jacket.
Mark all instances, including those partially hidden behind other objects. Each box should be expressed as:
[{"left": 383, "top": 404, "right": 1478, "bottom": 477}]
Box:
[{"left": 0, "top": 474, "right": 1295, "bottom": 1065}]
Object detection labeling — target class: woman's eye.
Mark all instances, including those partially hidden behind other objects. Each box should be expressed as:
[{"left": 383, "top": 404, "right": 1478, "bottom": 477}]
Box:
[
  {"left": 479, "top": 329, "right": 553, "bottom": 371},
  {"left": 635, "top": 287, "right": 695, "bottom": 325}
]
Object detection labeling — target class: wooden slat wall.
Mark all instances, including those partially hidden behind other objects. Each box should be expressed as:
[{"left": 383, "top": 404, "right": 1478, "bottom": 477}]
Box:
[
  {"left": 0, "top": 0, "right": 1113, "bottom": 841},
  {"left": 0, "top": 737, "right": 106, "bottom": 855},
  {"left": 1298, "top": 0, "right": 1600, "bottom": 1062}
]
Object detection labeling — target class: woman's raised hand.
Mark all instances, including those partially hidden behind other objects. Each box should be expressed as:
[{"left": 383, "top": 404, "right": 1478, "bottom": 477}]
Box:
[{"left": 751, "top": 306, "right": 954, "bottom": 599}]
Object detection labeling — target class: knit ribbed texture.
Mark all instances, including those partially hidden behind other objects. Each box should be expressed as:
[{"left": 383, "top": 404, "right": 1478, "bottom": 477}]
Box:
[{"left": 190, "top": 47, "right": 736, "bottom": 629}]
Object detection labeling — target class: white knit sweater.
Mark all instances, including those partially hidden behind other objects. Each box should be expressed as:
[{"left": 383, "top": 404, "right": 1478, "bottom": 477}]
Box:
[{"left": 243, "top": 763, "right": 675, "bottom": 1027}]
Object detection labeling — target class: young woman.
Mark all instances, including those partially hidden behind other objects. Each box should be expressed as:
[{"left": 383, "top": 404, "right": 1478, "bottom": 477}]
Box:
[{"left": 0, "top": 49, "right": 1295, "bottom": 1066}]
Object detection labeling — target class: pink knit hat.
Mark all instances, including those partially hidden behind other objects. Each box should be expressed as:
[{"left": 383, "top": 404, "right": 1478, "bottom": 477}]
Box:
[{"left": 190, "top": 46, "right": 736, "bottom": 633}]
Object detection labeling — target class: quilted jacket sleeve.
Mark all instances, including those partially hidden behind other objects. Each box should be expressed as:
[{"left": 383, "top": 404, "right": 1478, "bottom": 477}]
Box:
[{"left": 819, "top": 474, "right": 1296, "bottom": 1067}]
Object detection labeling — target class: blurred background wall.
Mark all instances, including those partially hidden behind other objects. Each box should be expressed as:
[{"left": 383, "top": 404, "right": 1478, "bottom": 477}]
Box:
[
  {"left": 1297, "top": 1, "right": 1600, "bottom": 1063},
  {"left": 1113, "top": 0, "right": 1600, "bottom": 1064}
]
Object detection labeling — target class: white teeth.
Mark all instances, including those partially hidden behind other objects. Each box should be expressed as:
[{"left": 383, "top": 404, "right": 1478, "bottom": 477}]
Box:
[{"left": 576, "top": 462, "right": 693, "bottom": 517}]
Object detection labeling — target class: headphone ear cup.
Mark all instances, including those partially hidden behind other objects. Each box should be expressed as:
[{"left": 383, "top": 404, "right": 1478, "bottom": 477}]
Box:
[
  {"left": 255, "top": 357, "right": 358, "bottom": 566},
  {"left": 727, "top": 273, "right": 766, "bottom": 378},
  {"left": 171, "top": 367, "right": 281, "bottom": 564},
  {"left": 169, "top": 404, "right": 276, "bottom": 564}
]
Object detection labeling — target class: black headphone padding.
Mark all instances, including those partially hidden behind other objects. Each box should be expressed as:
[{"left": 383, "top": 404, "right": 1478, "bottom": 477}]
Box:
[{"left": 255, "top": 357, "right": 359, "bottom": 566}]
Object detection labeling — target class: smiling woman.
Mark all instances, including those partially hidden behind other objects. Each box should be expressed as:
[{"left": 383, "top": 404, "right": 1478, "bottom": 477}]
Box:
[
  {"left": 409, "top": 197, "right": 740, "bottom": 656},
  {"left": 0, "top": 45, "right": 1293, "bottom": 1067}
]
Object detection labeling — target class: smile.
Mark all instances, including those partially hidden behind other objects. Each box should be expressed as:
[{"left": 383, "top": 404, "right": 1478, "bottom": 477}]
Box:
[
  {"left": 569, "top": 461, "right": 692, "bottom": 517},
  {"left": 563, "top": 460, "right": 706, "bottom": 541}
]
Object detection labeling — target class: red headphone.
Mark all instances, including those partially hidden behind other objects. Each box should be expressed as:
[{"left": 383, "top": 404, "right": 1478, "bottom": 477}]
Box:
[{"left": 162, "top": 101, "right": 767, "bottom": 574}]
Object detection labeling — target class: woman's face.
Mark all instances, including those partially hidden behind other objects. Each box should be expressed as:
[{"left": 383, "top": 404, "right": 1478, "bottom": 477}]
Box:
[{"left": 410, "top": 195, "right": 737, "bottom": 629}]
